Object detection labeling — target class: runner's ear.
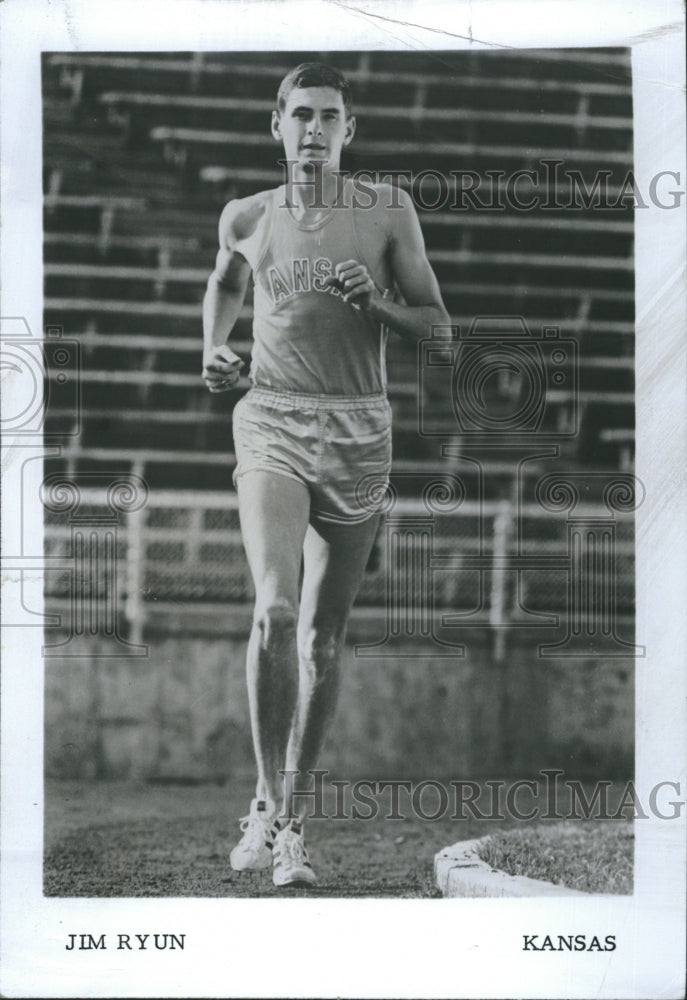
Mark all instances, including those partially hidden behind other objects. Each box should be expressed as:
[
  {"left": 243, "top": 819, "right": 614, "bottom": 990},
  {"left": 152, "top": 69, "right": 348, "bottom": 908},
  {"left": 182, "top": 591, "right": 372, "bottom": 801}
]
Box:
[
  {"left": 343, "top": 114, "right": 356, "bottom": 146},
  {"left": 271, "top": 110, "right": 282, "bottom": 142}
]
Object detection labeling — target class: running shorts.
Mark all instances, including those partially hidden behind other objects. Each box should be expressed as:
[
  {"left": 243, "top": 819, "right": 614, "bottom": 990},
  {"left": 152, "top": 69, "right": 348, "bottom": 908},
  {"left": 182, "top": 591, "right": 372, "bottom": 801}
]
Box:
[{"left": 231, "top": 386, "right": 393, "bottom": 525}]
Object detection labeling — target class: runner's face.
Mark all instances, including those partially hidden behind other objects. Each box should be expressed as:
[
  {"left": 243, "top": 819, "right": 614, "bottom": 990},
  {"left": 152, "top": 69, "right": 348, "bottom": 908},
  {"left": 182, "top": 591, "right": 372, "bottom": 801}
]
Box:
[{"left": 272, "top": 86, "right": 355, "bottom": 170}]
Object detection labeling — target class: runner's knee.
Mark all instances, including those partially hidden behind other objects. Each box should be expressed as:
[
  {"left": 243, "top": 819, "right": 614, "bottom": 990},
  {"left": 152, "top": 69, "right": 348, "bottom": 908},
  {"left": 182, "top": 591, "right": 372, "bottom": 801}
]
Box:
[
  {"left": 298, "top": 628, "right": 342, "bottom": 673},
  {"left": 254, "top": 598, "right": 297, "bottom": 648}
]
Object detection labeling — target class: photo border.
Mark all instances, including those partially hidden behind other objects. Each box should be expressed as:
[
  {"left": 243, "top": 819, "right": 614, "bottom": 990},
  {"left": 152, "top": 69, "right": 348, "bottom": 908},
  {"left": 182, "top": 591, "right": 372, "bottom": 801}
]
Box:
[{"left": 2, "top": 2, "right": 685, "bottom": 997}]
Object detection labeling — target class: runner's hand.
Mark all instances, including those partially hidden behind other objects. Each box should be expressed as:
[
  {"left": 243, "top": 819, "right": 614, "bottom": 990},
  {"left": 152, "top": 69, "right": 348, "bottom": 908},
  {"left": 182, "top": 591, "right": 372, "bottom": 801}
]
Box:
[
  {"left": 326, "top": 260, "right": 380, "bottom": 311},
  {"left": 202, "top": 344, "right": 244, "bottom": 393}
]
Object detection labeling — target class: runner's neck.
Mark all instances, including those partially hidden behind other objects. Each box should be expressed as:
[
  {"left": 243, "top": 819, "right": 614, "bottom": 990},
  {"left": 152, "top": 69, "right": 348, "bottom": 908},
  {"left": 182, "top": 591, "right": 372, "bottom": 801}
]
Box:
[{"left": 283, "top": 168, "right": 348, "bottom": 225}]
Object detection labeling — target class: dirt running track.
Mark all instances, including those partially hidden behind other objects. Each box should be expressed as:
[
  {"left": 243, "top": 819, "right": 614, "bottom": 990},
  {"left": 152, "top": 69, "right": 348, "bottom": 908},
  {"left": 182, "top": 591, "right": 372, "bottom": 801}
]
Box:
[{"left": 44, "top": 776, "right": 497, "bottom": 898}]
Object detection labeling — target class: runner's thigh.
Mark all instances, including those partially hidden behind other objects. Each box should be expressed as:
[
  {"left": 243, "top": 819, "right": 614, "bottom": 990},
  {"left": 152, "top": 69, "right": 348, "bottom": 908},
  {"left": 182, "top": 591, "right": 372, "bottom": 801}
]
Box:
[
  {"left": 236, "top": 470, "right": 311, "bottom": 608},
  {"left": 299, "top": 515, "right": 381, "bottom": 635}
]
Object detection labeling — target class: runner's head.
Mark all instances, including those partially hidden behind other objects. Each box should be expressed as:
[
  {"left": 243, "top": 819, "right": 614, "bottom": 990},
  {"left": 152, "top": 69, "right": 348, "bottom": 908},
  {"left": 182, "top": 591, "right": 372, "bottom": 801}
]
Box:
[
  {"left": 272, "top": 62, "right": 356, "bottom": 171},
  {"left": 276, "top": 63, "right": 353, "bottom": 118}
]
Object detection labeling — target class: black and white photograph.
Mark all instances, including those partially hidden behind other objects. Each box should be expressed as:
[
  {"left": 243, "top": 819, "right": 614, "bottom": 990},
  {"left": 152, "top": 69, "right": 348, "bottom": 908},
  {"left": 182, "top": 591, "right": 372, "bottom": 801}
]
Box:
[{"left": 1, "top": 1, "right": 685, "bottom": 997}]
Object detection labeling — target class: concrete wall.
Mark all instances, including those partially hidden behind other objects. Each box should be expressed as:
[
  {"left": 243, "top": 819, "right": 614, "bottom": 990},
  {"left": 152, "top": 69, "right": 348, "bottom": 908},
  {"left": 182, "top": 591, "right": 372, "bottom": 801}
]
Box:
[{"left": 44, "top": 627, "right": 634, "bottom": 782}]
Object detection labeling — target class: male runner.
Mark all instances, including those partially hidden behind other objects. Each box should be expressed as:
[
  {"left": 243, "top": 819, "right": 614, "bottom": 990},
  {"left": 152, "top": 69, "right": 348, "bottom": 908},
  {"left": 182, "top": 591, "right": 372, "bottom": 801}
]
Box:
[{"left": 202, "top": 62, "right": 449, "bottom": 887}]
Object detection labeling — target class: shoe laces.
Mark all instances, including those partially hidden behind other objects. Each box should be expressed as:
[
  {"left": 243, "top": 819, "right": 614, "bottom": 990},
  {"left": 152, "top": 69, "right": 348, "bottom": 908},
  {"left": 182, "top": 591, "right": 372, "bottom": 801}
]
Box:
[
  {"left": 237, "top": 812, "right": 272, "bottom": 850},
  {"left": 275, "top": 825, "right": 309, "bottom": 866}
]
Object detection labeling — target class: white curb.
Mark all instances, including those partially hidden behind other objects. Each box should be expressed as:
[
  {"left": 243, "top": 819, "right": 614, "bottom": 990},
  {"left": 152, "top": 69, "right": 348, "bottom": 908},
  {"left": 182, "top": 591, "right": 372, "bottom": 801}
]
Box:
[{"left": 434, "top": 836, "right": 592, "bottom": 898}]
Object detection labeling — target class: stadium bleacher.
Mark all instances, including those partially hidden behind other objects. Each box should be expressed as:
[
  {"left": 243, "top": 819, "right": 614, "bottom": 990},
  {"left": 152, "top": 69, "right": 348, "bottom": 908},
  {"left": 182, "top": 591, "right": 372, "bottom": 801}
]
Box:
[{"left": 41, "top": 48, "right": 635, "bottom": 628}]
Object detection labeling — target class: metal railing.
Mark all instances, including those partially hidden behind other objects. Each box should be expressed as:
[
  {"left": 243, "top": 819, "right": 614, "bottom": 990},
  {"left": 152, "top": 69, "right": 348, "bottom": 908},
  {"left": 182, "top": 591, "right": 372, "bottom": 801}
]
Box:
[{"left": 42, "top": 487, "right": 636, "bottom": 659}]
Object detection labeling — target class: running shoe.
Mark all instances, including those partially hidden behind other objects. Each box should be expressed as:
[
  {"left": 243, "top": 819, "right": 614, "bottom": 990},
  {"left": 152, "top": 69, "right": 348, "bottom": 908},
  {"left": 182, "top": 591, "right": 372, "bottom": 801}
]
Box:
[
  {"left": 272, "top": 821, "right": 317, "bottom": 887},
  {"left": 230, "top": 798, "right": 278, "bottom": 871}
]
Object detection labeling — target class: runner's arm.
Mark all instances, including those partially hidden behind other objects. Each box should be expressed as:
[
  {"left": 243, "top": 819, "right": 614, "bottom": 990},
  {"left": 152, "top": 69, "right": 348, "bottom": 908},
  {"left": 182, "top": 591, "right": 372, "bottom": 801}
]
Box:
[
  {"left": 202, "top": 203, "right": 252, "bottom": 392},
  {"left": 333, "top": 187, "right": 450, "bottom": 343}
]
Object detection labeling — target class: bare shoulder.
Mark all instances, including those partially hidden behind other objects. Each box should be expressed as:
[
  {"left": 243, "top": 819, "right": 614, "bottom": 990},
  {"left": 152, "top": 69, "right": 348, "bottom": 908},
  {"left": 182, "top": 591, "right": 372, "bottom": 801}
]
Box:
[
  {"left": 376, "top": 182, "right": 418, "bottom": 231},
  {"left": 219, "top": 189, "right": 275, "bottom": 248},
  {"left": 371, "top": 181, "right": 415, "bottom": 210},
  {"left": 351, "top": 179, "right": 419, "bottom": 243}
]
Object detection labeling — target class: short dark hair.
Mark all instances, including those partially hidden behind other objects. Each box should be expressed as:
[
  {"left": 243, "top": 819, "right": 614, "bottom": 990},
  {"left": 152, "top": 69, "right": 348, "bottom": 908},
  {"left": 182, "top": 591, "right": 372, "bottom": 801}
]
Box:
[{"left": 276, "top": 62, "right": 353, "bottom": 116}]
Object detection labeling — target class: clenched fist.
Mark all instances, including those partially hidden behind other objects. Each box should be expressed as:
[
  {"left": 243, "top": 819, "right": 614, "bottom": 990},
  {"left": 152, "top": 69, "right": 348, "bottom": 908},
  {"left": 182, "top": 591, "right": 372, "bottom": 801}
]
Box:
[
  {"left": 325, "top": 259, "right": 380, "bottom": 311},
  {"left": 202, "top": 344, "right": 244, "bottom": 393}
]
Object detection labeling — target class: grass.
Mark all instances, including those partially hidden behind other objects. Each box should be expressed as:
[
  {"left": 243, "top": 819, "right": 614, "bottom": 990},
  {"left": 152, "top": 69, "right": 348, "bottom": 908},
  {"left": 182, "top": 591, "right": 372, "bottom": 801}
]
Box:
[{"left": 476, "top": 820, "right": 633, "bottom": 894}]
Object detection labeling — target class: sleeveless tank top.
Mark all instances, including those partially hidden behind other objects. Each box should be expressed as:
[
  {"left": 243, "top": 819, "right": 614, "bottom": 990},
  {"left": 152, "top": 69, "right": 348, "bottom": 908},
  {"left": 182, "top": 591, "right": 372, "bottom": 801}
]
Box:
[{"left": 235, "top": 183, "right": 388, "bottom": 396}]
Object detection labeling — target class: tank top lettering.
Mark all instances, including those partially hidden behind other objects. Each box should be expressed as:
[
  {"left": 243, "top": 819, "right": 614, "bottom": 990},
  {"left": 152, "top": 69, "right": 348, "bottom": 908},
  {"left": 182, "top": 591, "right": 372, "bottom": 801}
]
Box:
[{"left": 236, "top": 183, "right": 388, "bottom": 395}]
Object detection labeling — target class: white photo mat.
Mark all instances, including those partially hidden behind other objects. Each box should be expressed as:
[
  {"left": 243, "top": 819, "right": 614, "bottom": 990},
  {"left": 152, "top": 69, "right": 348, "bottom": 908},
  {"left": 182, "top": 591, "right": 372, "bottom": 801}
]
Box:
[{"left": 1, "top": 1, "right": 685, "bottom": 997}]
